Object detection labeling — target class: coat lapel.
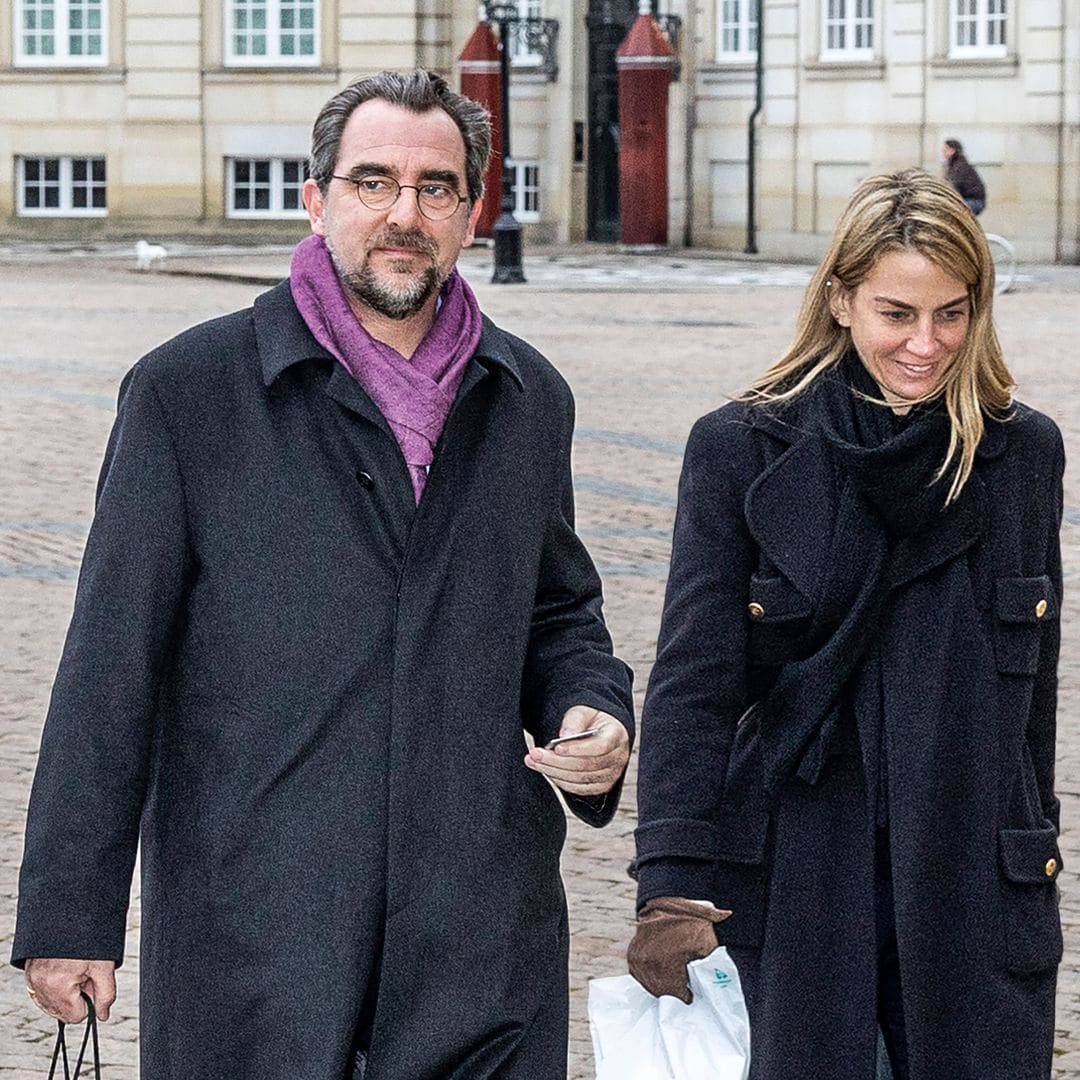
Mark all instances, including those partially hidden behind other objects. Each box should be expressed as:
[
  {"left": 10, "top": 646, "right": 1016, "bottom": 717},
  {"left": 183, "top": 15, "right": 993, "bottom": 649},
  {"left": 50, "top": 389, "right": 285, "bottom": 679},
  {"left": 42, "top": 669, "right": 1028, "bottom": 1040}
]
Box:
[
  {"left": 744, "top": 433, "right": 837, "bottom": 602},
  {"left": 325, "top": 360, "right": 397, "bottom": 434}
]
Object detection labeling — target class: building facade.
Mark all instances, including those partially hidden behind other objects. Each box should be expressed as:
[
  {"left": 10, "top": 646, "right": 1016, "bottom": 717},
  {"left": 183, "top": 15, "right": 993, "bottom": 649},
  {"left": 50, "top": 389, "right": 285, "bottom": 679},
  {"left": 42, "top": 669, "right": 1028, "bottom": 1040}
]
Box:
[
  {"left": 2, "top": 0, "right": 1078, "bottom": 261},
  {"left": 0, "top": 0, "right": 462, "bottom": 241},
  {"left": 694, "top": 0, "right": 1080, "bottom": 262}
]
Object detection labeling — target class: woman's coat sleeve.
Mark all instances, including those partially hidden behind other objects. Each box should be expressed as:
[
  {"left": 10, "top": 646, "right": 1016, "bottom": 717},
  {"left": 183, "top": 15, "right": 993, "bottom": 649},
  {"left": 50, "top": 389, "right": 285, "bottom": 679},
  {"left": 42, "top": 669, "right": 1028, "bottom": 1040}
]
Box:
[
  {"left": 634, "top": 414, "right": 757, "bottom": 906},
  {"left": 12, "top": 364, "right": 194, "bottom": 967}
]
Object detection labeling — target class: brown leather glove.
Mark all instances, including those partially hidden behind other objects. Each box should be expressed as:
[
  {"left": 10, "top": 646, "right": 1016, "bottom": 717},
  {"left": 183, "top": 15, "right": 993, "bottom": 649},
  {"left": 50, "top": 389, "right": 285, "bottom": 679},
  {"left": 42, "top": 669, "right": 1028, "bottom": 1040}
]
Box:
[{"left": 627, "top": 897, "right": 732, "bottom": 1004}]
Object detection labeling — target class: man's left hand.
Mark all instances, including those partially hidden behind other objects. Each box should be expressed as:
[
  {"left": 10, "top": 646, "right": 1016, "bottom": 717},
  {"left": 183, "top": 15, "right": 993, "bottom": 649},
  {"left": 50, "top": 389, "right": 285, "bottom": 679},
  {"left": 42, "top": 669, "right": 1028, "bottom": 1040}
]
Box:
[{"left": 524, "top": 706, "right": 630, "bottom": 796}]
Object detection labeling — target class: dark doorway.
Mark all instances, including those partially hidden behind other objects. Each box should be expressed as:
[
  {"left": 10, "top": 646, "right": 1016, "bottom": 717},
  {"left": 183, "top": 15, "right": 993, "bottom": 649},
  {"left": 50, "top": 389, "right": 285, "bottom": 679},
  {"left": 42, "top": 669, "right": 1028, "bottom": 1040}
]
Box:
[{"left": 585, "top": 0, "right": 642, "bottom": 241}]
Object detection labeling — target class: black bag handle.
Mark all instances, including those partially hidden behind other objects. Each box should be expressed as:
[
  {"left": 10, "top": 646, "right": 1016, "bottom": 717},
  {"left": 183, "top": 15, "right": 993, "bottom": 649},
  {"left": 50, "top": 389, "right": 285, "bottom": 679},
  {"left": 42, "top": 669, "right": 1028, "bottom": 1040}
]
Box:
[{"left": 47, "top": 992, "right": 101, "bottom": 1080}]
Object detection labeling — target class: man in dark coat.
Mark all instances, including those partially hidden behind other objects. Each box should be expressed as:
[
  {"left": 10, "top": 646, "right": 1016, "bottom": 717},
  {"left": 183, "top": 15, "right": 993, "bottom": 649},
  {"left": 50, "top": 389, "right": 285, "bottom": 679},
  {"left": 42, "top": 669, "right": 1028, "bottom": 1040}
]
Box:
[{"left": 13, "top": 70, "right": 634, "bottom": 1080}]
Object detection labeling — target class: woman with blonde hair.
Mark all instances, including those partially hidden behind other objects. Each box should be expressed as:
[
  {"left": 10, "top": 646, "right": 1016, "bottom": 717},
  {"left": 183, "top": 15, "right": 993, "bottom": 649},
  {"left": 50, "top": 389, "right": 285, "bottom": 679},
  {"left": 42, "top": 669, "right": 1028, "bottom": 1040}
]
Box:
[{"left": 628, "top": 169, "right": 1063, "bottom": 1079}]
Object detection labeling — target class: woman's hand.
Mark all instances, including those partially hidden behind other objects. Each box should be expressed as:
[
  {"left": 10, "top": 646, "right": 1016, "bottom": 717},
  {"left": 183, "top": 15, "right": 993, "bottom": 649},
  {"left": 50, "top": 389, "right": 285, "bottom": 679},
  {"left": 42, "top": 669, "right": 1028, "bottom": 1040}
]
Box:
[{"left": 627, "top": 897, "right": 732, "bottom": 1003}]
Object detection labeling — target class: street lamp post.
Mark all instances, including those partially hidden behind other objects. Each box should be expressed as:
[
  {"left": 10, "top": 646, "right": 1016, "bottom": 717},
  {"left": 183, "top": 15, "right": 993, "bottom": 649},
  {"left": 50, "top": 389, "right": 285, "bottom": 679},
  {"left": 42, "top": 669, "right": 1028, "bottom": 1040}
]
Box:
[{"left": 484, "top": 3, "right": 526, "bottom": 284}]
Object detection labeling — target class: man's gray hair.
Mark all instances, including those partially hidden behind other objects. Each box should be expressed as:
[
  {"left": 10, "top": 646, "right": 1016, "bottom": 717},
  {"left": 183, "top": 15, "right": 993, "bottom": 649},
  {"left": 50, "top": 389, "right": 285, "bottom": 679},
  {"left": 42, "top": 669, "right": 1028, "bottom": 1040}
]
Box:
[{"left": 309, "top": 69, "right": 492, "bottom": 204}]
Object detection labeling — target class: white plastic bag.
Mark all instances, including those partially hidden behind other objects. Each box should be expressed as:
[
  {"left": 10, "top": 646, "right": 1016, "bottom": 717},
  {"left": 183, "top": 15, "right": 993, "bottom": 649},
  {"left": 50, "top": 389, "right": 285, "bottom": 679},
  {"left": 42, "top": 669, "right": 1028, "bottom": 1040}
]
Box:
[{"left": 588, "top": 947, "right": 751, "bottom": 1080}]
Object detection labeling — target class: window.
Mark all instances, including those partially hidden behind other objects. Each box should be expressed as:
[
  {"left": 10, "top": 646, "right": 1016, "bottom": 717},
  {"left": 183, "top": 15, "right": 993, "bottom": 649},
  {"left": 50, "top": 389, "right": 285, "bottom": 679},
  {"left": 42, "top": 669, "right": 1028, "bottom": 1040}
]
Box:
[
  {"left": 227, "top": 158, "right": 310, "bottom": 217},
  {"left": 950, "top": 0, "right": 1006, "bottom": 57},
  {"left": 821, "top": 0, "right": 874, "bottom": 58},
  {"left": 717, "top": 0, "right": 758, "bottom": 61},
  {"left": 225, "top": 0, "right": 318, "bottom": 66},
  {"left": 18, "top": 156, "right": 107, "bottom": 216},
  {"left": 15, "top": 0, "right": 107, "bottom": 66},
  {"left": 511, "top": 0, "right": 542, "bottom": 67},
  {"left": 513, "top": 161, "right": 539, "bottom": 223}
]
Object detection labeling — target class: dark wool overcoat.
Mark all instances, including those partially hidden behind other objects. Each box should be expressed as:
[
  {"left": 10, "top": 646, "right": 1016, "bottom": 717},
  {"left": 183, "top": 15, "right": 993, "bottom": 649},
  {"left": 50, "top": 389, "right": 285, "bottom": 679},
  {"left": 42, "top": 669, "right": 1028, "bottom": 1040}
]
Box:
[
  {"left": 635, "top": 395, "right": 1064, "bottom": 1080},
  {"left": 12, "top": 281, "right": 634, "bottom": 1080}
]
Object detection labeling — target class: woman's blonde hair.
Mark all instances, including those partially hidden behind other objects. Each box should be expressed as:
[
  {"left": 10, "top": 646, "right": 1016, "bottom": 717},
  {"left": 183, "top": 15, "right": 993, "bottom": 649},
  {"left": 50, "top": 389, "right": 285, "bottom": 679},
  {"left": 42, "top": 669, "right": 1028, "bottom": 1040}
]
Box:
[{"left": 745, "top": 168, "right": 1014, "bottom": 503}]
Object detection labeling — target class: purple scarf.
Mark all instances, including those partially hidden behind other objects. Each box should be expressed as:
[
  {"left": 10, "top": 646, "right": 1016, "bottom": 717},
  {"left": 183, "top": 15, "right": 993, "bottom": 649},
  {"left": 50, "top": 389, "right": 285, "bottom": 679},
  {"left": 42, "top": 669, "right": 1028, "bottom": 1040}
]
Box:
[{"left": 289, "top": 234, "right": 483, "bottom": 501}]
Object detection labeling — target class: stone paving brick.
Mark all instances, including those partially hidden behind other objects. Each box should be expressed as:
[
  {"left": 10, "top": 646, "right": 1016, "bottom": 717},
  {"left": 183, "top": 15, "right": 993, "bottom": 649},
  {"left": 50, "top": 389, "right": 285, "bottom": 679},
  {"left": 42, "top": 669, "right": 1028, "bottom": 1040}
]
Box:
[{"left": 1, "top": 246, "right": 1078, "bottom": 1077}]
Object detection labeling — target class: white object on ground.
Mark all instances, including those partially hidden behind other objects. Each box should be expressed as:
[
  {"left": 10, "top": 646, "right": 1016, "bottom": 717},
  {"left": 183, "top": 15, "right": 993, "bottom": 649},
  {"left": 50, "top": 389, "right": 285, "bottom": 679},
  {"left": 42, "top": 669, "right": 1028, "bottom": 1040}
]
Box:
[{"left": 135, "top": 239, "right": 168, "bottom": 270}]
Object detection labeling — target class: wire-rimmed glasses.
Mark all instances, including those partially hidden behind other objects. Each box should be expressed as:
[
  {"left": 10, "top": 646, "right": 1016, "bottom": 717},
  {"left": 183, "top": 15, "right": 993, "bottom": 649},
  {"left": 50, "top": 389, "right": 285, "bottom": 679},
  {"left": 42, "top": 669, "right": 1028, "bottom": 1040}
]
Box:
[{"left": 329, "top": 174, "right": 466, "bottom": 221}]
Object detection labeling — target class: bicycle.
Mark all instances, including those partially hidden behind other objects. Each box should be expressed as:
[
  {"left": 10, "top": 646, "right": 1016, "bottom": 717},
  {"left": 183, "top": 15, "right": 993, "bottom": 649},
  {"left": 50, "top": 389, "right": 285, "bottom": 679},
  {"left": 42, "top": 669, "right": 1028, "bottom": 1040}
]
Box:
[
  {"left": 984, "top": 231, "right": 1017, "bottom": 295},
  {"left": 953, "top": 189, "right": 1017, "bottom": 295}
]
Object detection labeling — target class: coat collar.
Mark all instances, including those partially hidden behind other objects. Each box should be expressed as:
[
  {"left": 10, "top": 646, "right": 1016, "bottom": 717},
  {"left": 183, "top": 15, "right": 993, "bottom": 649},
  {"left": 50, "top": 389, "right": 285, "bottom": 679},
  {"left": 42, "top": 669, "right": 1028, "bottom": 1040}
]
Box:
[
  {"left": 744, "top": 393, "right": 1000, "bottom": 596},
  {"left": 254, "top": 279, "right": 525, "bottom": 391},
  {"left": 255, "top": 279, "right": 333, "bottom": 385}
]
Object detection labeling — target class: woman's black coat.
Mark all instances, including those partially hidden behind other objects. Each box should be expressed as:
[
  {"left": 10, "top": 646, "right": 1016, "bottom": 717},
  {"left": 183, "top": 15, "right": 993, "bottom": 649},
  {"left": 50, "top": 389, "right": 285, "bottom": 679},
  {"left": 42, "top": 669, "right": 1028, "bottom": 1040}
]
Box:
[
  {"left": 635, "top": 394, "right": 1064, "bottom": 1080},
  {"left": 12, "top": 282, "right": 634, "bottom": 1080}
]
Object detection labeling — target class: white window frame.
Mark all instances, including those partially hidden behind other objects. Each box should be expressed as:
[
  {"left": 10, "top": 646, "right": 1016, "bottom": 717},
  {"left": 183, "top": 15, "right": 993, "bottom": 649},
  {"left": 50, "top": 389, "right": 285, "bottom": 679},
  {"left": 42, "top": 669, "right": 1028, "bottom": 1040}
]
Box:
[
  {"left": 716, "top": 0, "right": 758, "bottom": 62},
  {"left": 949, "top": 0, "right": 1006, "bottom": 58},
  {"left": 821, "top": 0, "right": 875, "bottom": 59},
  {"left": 14, "top": 0, "right": 108, "bottom": 67},
  {"left": 226, "top": 157, "right": 310, "bottom": 219},
  {"left": 17, "top": 156, "right": 107, "bottom": 216},
  {"left": 224, "top": 0, "right": 319, "bottom": 67},
  {"left": 511, "top": 0, "right": 542, "bottom": 67},
  {"left": 512, "top": 160, "right": 540, "bottom": 223}
]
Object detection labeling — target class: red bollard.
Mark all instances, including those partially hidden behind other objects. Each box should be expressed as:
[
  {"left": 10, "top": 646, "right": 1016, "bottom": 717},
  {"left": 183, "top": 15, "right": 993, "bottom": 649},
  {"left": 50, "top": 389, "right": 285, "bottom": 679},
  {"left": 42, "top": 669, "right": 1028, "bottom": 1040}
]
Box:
[
  {"left": 615, "top": 5, "right": 675, "bottom": 246},
  {"left": 458, "top": 20, "right": 503, "bottom": 239}
]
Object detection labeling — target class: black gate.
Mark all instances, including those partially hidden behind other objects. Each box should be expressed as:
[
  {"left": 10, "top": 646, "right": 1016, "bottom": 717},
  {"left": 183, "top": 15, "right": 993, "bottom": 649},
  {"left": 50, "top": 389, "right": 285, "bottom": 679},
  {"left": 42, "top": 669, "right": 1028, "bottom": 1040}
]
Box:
[{"left": 585, "top": 0, "right": 643, "bottom": 242}]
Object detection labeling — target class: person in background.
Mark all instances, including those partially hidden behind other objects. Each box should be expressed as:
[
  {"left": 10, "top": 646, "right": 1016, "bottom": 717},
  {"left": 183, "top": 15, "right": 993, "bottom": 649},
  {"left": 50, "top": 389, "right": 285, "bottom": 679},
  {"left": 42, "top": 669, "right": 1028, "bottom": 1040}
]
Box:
[
  {"left": 13, "top": 69, "right": 634, "bottom": 1080},
  {"left": 944, "top": 138, "right": 987, "bottom": 215},
  {"left": 628, "top": 169, "right": 1062, "bottom": 1080}
]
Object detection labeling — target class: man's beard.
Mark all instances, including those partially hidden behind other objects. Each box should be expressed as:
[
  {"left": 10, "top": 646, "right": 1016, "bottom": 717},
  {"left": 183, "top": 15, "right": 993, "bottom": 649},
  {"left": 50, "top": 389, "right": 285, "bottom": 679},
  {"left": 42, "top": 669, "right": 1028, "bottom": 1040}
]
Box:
[{"left": 331, "top": 229, "right": 446, "bottom": 321}]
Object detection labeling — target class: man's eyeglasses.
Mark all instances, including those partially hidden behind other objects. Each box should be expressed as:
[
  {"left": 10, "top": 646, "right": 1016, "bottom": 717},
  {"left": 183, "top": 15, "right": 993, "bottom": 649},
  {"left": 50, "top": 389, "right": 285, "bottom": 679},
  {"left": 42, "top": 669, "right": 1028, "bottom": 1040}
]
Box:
[{"left": 330, "top": 174, "right": 466, "bottom": 221}]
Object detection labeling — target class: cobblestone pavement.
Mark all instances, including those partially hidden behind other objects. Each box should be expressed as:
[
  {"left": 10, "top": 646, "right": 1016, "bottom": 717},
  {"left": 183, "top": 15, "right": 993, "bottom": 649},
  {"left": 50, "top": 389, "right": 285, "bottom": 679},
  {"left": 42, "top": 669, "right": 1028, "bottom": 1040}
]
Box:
[{"left": 1, "top": 242, "right": 1079, "bottom": 1078}]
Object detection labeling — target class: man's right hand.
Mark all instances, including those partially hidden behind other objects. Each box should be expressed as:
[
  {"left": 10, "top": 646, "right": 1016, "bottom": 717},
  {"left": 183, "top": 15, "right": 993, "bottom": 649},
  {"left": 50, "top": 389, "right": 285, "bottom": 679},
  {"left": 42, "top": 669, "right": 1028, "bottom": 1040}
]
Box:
[
  {"left": 627, "top": 897, "right": 732, "bottom": 1004},
  {"left": 25, "top": 958, "right": 116, "bottom": 1023}
]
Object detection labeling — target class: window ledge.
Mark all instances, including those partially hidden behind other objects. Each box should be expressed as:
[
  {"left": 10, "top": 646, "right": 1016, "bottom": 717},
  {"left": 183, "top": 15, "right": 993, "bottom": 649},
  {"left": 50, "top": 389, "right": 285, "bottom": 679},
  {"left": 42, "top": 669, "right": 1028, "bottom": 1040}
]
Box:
[
  {"left": 0, "top": 67, "right": 124, "bottom": 82},
  {"left": 18, "top": 210, "right": 108, "bottom": 219},
  {"left": 204, "top": 67, "right": 339, "bottom": 82},
  {"left": 226, "top": 214, "right": 309, "bottom": 221},
  {"left": 931, "top": 55, "right": 1018, "bottom": 77},
  {"left": 699, "top": 62, "right": 758, "bottom": 85},
  {"left": 804, "top": 58, "right": 885, "bottom": 79},
  {"left": 508, "top": 69, "right": 550, "bottom": 87}
]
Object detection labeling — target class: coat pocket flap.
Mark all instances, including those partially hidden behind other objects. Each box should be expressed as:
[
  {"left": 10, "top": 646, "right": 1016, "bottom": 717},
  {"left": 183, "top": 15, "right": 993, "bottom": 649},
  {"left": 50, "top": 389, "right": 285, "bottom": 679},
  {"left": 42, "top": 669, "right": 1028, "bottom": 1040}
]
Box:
[
  {"left": 635, "top": 813, "right": 769, "bottom": 866},
  {"left": 995, "top": 575, "right": 1057, "bottom": 624},
  {"left": 747, "top": 573, "right": 812, "bottom": 623},
  {"left": 1000, "top": 826, "right": 1062, "bottom": 884}
]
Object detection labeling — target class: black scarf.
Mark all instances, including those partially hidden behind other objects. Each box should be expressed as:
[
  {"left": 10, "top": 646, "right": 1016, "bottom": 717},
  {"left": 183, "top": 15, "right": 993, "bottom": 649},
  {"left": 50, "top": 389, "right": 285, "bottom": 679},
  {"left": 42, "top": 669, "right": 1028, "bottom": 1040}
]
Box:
[{"left": 757, "top": 354, "right": 959, "bottom": 795}]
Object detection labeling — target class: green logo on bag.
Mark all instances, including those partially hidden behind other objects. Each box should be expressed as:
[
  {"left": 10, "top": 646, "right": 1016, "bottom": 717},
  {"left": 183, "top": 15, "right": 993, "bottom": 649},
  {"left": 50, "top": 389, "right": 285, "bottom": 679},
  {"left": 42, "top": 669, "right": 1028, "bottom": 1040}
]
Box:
[{"left": 713, "top": 969, "right": 732, "bottom": 986}]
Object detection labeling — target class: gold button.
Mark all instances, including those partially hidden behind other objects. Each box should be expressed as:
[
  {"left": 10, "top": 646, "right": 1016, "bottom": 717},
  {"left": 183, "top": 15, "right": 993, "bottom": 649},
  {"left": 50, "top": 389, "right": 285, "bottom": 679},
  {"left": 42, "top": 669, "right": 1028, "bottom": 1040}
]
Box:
[
  {"left": 1035, "top": 599, "right": 1048, "bottom": 619},
  {"left": 1045, "top": 858, "right": 1058, "bottom": 877},
  {"left": 748, "top": 602, "right": 765, "bottom": 619}
]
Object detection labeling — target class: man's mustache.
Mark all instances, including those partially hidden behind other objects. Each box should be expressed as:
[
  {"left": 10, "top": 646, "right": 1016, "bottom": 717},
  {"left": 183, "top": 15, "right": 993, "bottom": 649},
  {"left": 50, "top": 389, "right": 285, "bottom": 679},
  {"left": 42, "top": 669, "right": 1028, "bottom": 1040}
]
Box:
[{"left": 365, "top": 230, "right": 438, "bottom": 259}]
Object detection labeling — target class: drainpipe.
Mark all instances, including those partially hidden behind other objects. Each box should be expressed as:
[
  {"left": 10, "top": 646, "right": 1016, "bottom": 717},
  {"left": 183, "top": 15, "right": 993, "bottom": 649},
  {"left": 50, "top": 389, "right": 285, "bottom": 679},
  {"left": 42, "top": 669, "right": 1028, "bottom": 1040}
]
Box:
[
  {"left": 683, "top": 0, "right": 698, "bottom": 247},
  {"left": 744, "top": 0, "right": 764, "bottom": 254},
  {"left": 1054, "top": 0, "right": 1065, "bottom": 262}
]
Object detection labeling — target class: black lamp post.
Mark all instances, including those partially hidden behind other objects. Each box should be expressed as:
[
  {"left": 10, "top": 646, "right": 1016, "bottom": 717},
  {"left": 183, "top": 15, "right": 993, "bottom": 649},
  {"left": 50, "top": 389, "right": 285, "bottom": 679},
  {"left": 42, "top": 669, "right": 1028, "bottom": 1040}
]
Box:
[{"left": 484, "top": 2, "right": 526, "bottom": 284}]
